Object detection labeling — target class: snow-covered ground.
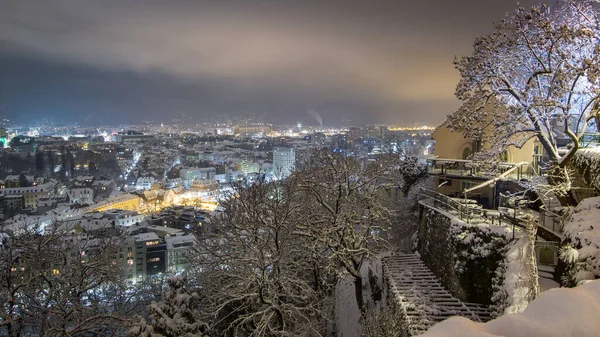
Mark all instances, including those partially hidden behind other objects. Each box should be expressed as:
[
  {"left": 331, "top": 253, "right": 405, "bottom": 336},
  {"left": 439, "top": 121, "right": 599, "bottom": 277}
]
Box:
[
  {"left": 335, "top": 276, "right": 362, "bottom": 337},
  {"left": 335, "top": 255, "right": 387, "bottom": 337},
  {"left": 538, "top": 277, "right": 559, "bottom": 292},
  {"left": 501, "top": 236, "right": 535, "bottom": 314},
  {"left": 421, "top": 280, "right": 600, "bottom": 337}
]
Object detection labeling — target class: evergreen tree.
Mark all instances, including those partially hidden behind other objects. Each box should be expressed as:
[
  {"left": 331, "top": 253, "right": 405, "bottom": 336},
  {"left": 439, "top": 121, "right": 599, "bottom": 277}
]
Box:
[
  {"left": 89, "top": 161, "right": 98, "bottom": 176},
  {"left": 128, "top": 277, "right": 207, "bottom": 337},
  {"left": 60, "top": 146, "right": 67, "bottom": 178},
  {"left": 18, "top": 173, "right": 28, "bottom": 187},
  {"left": 35, "top": 150, "right": 45, "bottom": 174},
  {"left": 69, "top": 149, "right": 75, "bottom": 176},
  {"left": 47, "top": 151, "right": 55, "bottom": 176}
]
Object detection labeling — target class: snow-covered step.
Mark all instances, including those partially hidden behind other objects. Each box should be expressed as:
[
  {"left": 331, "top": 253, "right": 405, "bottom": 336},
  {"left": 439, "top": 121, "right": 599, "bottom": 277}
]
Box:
[
  {"left": 537, "top": 264, "right": 555, "bottom": 273},
  {"left": 383, "top": 254, "right": 492, "bottom": 335},
  {"left": 538, "top": 271, "right": 554, "bottom": 279}
]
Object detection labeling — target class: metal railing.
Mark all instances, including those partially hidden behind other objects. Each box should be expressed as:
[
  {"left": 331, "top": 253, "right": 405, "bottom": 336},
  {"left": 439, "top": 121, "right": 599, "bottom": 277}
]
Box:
[
  {"left": 581, "top": 132, "right": 600, "bottom": 147},
  {"left": 420, "top": 188, "right": 562, "bottom": 243},
  {"left": 426, "top": 159, "right": 536, "bottom": 181},
  {"left": 539, "top": 207, "right": 562, "bottom": 234},
  {"left": 419, "top": 189, "right": 561, "bottom": 267},
  {"left": 418, "top": 188, "right": 503, "bottom": 225}
]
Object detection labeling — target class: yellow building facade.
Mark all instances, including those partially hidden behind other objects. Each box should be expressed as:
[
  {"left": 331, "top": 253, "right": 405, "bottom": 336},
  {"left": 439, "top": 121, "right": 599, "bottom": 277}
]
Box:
[{"left": 430, "top": 122, "right": 540, "bottom": 209}]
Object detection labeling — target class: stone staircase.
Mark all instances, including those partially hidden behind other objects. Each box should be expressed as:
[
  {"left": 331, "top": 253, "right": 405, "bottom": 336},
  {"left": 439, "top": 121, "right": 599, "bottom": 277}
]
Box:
[
  {"left": 382, "top": 253, "right": 492, "bottom": 336},
  {"left": 537, "top": 264, "right": 560, "bottom": 292}
]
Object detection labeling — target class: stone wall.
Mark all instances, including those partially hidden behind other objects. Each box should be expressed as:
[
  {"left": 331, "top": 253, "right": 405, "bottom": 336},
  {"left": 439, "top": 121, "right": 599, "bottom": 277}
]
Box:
[
  {"left": 571, "top": 149, "right": 600, "bottom": 202},
  {"left": 417, "top": 204, "right": 508, "bottom": 305}
]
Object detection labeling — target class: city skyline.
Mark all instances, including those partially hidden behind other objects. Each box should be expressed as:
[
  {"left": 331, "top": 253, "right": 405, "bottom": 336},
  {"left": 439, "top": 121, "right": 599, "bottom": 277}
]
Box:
[{"left": 1, "top": 0, "right": 539, "bottom": 126}]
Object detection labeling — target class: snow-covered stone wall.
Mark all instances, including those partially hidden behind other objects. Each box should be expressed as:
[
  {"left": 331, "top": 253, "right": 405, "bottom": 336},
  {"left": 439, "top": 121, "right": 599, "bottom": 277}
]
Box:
[{"left": 417, "top": 205, "right": 509, "bottom": 306}]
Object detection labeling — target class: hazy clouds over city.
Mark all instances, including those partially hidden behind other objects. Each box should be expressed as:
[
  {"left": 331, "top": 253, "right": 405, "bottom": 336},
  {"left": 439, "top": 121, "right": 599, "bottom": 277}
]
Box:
[{"left": 0, "top": 0, "right": 537, "bottom": 125}]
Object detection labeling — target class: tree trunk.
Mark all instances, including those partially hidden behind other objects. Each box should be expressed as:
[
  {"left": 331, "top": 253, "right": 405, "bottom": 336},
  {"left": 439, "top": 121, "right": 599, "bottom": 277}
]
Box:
[
  {"left": 353, "top": 275, "right": 364, "bottom": 315},
  {"left": 556, "top": 189, "right": 578, "bottom": 207},
  {"left": 547, "top": 165, "right": 578, "bottom": 207}
]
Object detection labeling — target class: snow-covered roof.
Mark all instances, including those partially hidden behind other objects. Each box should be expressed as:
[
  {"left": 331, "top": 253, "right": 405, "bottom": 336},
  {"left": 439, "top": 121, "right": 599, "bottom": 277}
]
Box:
[
  {"left": 147, "top": 225, "right": 184, "bottom": 236},
  {"left": 165, "top": 234, "right": 196, "bottom": 250},
  {"left": 132, "top": 232, "right": 159, "bottom": 242}
]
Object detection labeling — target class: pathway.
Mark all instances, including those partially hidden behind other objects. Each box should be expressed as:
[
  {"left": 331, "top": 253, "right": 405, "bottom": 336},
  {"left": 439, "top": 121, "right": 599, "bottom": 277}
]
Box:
[{"left": 382, "top": 253, "right": 492, "bottom": 336}]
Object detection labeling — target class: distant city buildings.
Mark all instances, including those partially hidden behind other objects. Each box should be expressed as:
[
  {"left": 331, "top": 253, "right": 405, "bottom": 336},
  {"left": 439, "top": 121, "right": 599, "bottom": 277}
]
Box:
[
  {"left": 273, "top": 147, "right": 295, "bottom": 179},
  {"left": 0, "top": 121, "right": 435, "bottom": 281}
]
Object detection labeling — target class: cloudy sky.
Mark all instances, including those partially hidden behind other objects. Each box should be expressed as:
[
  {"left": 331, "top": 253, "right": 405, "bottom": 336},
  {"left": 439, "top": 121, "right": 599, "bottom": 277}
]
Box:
[{"left": 0, "top": 0, "right": 540, "bottom": 126}]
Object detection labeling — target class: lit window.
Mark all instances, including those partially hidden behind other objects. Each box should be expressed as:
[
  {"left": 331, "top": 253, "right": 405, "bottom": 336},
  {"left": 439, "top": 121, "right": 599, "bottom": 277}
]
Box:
[{"left": 148, "top": 257, "right": 160, "bottom": 262}]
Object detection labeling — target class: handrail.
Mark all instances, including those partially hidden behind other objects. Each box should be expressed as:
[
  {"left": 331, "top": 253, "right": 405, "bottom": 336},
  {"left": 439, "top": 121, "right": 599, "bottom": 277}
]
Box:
[
  {"left": 426, "top": 158, "right": 542, "bottom": 180},
  {"left": 419, "top": 188, "right": 562, "bottom": 242},
  {"left": 463, "top": 163, "right": 524, "bottom": 194},
  {"left": 418, "top": 188, "right": 502, "bottom": 224},
  {"left": 538, "top": 205, "right": 563, "bottom": 234}
]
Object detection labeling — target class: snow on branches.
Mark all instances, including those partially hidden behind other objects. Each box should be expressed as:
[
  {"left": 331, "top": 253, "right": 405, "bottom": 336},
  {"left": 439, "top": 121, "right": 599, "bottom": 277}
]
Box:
[
  {"left": 449, "top": 0, "right": 600, "bottom": 168},
  {"left": 129, "top": 276, "right": 207, "bottom": 337}
]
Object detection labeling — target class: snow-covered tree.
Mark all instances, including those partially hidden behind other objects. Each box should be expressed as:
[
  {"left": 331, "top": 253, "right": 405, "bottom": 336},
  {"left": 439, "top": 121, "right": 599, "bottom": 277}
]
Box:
[
  {"left": 294, "top": 150, "right": 396, "bottom": 314},
  {"left": 0, "top": 225, "right": 131, "bottom": 336},
  {"left": 128, "top": 276, "right": 207, "bottom": 337},
  {"left": 387, "top": 157, "right": 433, "bottom": 251},
  {"left": 448, "top": 0, "right": 600, "bottom": 205},
  {"left": 397, "top": 156, "right": 428, "bottom": 197},
  {"left": 194, "top": 180, "right": 332, "bottom": 336}
]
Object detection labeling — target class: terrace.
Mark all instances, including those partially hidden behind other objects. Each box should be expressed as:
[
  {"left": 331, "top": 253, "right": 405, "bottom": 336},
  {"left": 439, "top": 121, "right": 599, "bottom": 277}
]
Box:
[
  {"left": 426, "top": 158, "right": 537, "bottom": 181},
  {"left": 418, "top": 188, "right": 561, "bottom": 267}
]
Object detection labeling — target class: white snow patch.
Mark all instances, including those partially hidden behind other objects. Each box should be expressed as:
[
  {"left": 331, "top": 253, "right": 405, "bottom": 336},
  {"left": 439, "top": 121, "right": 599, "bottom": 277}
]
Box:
[
  {"left": 538, "top": 277, "right": 559, "bottom": 292},
  {"left": 421, "top": 280, "right": 600, "bottom": 337},
  {"left": 501, "top": 237, "right": 533, "bottom": 314},
  {"left": 335, "top": 276, "right": 362, "bottom": 337}
]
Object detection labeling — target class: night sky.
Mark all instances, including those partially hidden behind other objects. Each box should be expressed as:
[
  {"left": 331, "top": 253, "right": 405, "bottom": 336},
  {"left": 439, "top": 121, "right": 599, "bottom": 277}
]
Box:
[{"left": 0, "top": 0, "right": 540, "bottom": 126}]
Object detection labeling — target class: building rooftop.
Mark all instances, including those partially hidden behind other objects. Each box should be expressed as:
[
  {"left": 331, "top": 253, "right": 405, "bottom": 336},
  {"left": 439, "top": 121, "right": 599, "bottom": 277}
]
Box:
[{"left": 132, "top": 232, "right": 159, "bottom": 242}]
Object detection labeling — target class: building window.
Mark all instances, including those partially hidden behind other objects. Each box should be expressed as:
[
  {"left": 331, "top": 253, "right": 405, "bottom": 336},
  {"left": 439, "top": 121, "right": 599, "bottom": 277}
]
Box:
[
  {"left": 462, "top": 147, "right": 472, "bottom": 160},
  {"left": 148, "top": 257, "right": 160, "bottom": 263}
]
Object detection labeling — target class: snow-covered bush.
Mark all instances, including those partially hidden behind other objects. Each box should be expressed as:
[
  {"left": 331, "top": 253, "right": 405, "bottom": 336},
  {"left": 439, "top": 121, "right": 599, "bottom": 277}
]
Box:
[
  {"left": 418, "top": 206, "right": 511, "bottom": 305},
  {"left": 128, "top": 276, "right": 207, "bottom": 337},
  {"left": 450, "top": 219, "right": 509, "bottom": 306},
  {"left": 560, "top": 196, "right": 600, "bottom": 286},
  {"left": 572, "top": 149, "right": 600, "bottom": 195}
]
